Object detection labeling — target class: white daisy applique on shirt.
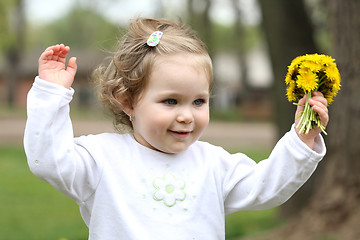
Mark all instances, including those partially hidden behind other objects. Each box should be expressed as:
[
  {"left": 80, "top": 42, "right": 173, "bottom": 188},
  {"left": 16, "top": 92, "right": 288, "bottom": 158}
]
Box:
[{"left": 153, "top": 173, "right": 186, "bottom": 207}]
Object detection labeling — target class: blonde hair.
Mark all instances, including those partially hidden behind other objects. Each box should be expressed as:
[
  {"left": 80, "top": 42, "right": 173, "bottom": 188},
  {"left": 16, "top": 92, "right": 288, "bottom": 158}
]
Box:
[{"left": 93, "top": 18, "right": 212, "bottom": 129}]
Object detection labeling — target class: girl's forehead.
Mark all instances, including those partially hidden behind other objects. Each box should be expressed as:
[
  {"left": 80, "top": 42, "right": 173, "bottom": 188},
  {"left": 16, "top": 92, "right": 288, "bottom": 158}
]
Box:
[
  {"left": 146, "top": 54, "right": 210, "bottom": 93},
  {"left": 152, "top": 53, "right": 212, "bottom": 80}
]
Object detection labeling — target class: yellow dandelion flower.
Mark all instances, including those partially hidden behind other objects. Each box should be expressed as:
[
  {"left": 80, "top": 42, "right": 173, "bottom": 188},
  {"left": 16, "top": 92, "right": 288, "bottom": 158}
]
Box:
[
  {"left": 290, "top": 55, "right": 303, "bottom": 67},
  {"left": 302, "top": 60, "right": 322, "bottom": 72},
  {"left": 320, "top": 54, "right": 335, "bottom": 66},
  {"left": 285, "top": 71, "right": 293, "bottom": 85},
  {"left": 333, "top": 80, "right": 341, "bottom": 93},
  {"left": 325, "top": 66, "right": 336, "bottom": 80},
  {"left": 287, "top": 63, "right": 298, "bottom": 77},
  {"left": 296, "top": 69, "right": 318, "bottom": 92},
  {"left": 304, "top": 53, "right": 321, "bottom": 64},
  {"left": 326, "top": 95, "right": 334, "bottom": 105},
  {"left": 325, "top": 65, "right": 341, "bottom": 83},
  {"left": 286, "top": 81, "right": 297, "bottom": 102}
]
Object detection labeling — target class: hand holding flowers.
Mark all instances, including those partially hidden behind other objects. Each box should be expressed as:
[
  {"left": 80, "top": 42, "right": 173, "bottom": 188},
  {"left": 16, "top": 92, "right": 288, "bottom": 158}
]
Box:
[
  {"left": 294, "top": 91, "right": 329, "bottom": 148},
  {"left": 285, "top": 54, "right": 341, "bottom": 142}
]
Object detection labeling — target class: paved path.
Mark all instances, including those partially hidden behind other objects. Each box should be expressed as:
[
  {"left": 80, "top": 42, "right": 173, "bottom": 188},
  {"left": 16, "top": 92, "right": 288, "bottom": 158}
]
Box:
[{"left": 0, "top": 118, "right": 277, "bottom": 150}]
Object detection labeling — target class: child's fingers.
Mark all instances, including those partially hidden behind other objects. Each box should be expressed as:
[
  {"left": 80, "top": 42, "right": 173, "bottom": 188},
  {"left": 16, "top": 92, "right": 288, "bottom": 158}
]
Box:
[
  {"left": 39, "top": 44, "right": 70, "bottom": 63},
  {"left": 38, "top": 49, "right": 54, "bottom": 63},
  {"left": 309, "top": 94, "right": 329, "bottom": 127},
  {"left": 54, "top": 46, "right": 69, "bottom": 64},
  {"left": 313, "top": 104, "right": 329, "bottom": 127},
  {"left": 48, "top": 44, "right": 67, "bottom": 60},
  {"left": 309, "top": 93, "right": 328, "bottom": 112},
  {"left": 312, "top": 91, "right": 324, "bottom": 97},
  {"left": 58, "top": 45, "right": 70, "bottom": 59},
  {"left": 39, "top": 45, "right": 59, "bottom": 61},
  {"left": 311, "top": 91, "right": 328, "bottom": 106},
  {"left": 45, "top": 44, "right": 61, "bottom": 57}
]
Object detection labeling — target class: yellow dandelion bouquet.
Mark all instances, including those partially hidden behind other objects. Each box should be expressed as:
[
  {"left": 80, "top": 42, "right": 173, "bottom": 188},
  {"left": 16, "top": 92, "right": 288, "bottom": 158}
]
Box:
[{"left": 285, "top": 53, "right": 341, "bottom": 135}]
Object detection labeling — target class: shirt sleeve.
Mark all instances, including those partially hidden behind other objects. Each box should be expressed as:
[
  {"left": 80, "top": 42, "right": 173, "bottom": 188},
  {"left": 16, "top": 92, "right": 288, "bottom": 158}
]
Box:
[
  {"left": 223, "top": 125, "right": 326, "bottom": 214},
  {"left": 24, "top": 77, "right": 102, "bottom": 203}
]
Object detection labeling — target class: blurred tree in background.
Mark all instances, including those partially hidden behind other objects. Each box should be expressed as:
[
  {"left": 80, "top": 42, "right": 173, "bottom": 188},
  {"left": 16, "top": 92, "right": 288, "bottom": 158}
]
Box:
[
  {"left": 0, "top": 0, "right": 25, "bottom": 107},
  {"left": 28, "top": 8, "right": 122, "bottom": 50},
  {"left": 187, "top": 0, "right": 213, "bottom": 49}
]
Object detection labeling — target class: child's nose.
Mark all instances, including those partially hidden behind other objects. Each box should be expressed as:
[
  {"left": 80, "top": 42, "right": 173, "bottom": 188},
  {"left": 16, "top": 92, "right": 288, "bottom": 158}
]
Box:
[{"left": 176, "top": 107, "right": 193, "bottom": 124}]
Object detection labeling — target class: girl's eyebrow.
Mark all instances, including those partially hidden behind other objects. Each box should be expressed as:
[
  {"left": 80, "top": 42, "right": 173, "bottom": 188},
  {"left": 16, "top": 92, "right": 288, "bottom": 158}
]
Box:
[{"left": 156, "top": 91, "right": 210, "bottom": 98}]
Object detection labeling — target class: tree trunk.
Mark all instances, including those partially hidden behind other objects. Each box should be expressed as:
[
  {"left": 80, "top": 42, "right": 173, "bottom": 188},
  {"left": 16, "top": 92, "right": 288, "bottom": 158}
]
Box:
[
  {"left": 5, "top": 0, "right": 25, "bottom": 108},
  {"left": 186, "top": 0, "right": 212, "bottom": 50},
  {"left": 231, "top": 0, "right": 249, "bottom": 101},
  {"left": 258, "top": 0, "right": 319, "bottom": 218}
]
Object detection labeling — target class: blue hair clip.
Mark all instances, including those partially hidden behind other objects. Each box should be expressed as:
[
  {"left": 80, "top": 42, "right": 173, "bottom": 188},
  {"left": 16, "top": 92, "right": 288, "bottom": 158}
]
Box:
[{"left": 147, "top": 31, "right": 163, "bottom": 47}]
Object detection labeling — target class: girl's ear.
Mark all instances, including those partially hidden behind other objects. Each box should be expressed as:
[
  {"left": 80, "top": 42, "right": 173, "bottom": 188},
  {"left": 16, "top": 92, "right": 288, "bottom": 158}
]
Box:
[{"left": 116, "top": 94, "right": 134, "bottom": 117}]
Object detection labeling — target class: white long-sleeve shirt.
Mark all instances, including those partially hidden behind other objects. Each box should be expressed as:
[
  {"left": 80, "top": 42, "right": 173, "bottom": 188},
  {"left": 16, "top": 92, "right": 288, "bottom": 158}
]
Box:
[{"left": 24, "top": 77, "right": 326, "bottom": 240}]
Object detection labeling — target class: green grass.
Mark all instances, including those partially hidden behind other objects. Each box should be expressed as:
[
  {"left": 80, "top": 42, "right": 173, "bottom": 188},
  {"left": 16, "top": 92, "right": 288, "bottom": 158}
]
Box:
[
  {"left": 0, "top": 145, "right": 280, "bottom": 240},
  {"left": 225, "top": 208, "right": 281, "bottom": 239},
  {"left": 0, "top": 145, "right": 88, "bottom": 240}
]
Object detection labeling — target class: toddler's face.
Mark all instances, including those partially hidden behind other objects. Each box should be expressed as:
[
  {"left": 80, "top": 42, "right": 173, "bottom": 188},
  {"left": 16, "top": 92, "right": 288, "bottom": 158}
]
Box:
[{"left": 131, "top": 53, "right": 210, "bottom": 153}]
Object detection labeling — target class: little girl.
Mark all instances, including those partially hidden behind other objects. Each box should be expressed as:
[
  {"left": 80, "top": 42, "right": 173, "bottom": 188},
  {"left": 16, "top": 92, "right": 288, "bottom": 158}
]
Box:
[{"left": 24, "top": 18, "right": 328, "bottom": 239}]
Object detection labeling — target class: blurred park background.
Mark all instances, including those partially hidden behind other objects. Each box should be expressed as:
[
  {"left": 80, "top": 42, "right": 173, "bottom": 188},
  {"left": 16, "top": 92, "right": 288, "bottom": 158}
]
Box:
[{"left": 0, "top": 0, "right": 359, "bottom": 239}]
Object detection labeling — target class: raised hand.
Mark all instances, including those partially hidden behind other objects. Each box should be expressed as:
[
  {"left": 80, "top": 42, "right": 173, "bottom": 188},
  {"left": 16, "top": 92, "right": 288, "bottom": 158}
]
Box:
[
  {"left": 294, "top": 91, "right": 329, "bottom": 149},
  {"left": 38, "top": 44, "right": 77, "bottom": 89}
]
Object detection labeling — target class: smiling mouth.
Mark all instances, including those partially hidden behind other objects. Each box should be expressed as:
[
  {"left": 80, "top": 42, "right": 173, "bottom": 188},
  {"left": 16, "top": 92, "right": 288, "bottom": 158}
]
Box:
[{"left": 169, "top": 130, "right": 192, "bottom": 138}]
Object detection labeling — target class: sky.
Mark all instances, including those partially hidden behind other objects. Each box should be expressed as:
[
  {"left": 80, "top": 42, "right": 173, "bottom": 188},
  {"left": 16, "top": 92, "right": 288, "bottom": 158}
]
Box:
[
  {"left": 25, "top": 0, "right": 156, "bottom": 25},
  {"left": 24, "top": 0, "right": 261, "bottom": 26}
]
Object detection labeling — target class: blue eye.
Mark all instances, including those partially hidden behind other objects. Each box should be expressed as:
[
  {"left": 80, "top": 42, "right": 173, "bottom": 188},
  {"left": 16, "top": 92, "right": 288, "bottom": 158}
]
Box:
[
  {"left": 193, "top": 99, "right": 205, "bottom": 106},
  {"left": 164, "top": 99, "right": 177, "bottom": 105}
]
